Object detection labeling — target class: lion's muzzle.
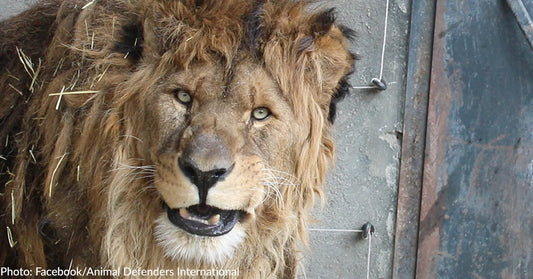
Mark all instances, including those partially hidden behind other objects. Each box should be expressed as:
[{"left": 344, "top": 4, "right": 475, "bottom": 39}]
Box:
[
  {"left": 163, "top": 128, "right": 245, "bottom": 237},
  {"left": 178, "top": 157, "right": 234, "bottom": 204}
]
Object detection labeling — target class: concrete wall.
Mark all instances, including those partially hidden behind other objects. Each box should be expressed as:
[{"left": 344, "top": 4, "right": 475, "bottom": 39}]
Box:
[
  {"left": 0, "top": 1, "right": 411, "bottom": 277},
  {"left": 0, "top": 0, "right": 36, "bottom": 19},
  {"left": 304, "top": 1, "right": 409, "bottom": 278}
]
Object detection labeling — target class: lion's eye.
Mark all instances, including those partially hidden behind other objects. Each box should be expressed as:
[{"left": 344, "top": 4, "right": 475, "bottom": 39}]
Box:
[
  {"left": 251, "top": 107, "right": 271, "bottom": 121},
  {"left": 174, "top": 89, "right": 192, "bottom": 105}
]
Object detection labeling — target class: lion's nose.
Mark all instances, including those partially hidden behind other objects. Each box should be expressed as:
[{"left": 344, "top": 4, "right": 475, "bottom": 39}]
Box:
[{"left": 178, "top": 158, "right": 234, "bottom": 204}]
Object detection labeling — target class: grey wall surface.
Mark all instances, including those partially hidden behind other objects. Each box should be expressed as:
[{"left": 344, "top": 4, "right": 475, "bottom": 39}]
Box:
[
  {"left": 304, "top": 1, "right": 408, "bottom": 278},
  {"left": 0, "top": 1, "right": 410, "bottom": 278},
  {"left": 0, "top": 0, "right": 36, "bottom": 20}
]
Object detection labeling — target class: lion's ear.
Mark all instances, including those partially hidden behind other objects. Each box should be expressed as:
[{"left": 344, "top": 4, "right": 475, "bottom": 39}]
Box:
[
  {"left": 112, "top": 21, "right": 144, "bottom": 63},
  {"left": 302, "top": 24, "right": 355, "bottom": 123},
  {"left": 141, "top": 18, "right": 166, "bottom": 62},
  {"left": 112, "top": 18, "right": 166, "bottom": 64},
  {"left": 298, "top": 8, "right": 356, "bottom": 95},
  {"left": 305, "top": 9, "right": 356, "bottom": 123},
  {"left": 258, "top": 4, "right": 355, "bottom": 122}
]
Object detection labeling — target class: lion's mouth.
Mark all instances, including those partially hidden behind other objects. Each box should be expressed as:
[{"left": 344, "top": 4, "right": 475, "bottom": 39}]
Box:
[{"left": 165, "top": 204, "right": 243, "bottom": 237}]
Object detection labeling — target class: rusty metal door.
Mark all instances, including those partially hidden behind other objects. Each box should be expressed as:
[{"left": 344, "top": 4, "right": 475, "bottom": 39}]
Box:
[{"left": 406, "top": 0, "right": 533, "bottom": 278}]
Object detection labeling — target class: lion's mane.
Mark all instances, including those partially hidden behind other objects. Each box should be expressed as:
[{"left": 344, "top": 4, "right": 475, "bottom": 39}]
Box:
[{"left": 0, "top": 0, "right": 354, "bottom": 278}]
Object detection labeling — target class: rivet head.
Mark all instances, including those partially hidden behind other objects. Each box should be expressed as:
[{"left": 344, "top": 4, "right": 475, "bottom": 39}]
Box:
[
  {"left": 362, "top": 222, "right": 375, "bottom": 239},
  {"left": 371, "top": 78, "right": 387, "bottom": 90}
]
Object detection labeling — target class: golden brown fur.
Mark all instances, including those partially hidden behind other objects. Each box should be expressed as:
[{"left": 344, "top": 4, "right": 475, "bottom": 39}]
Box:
[{"left": 0, "top": 0, "right": 354, "bottom": 278}]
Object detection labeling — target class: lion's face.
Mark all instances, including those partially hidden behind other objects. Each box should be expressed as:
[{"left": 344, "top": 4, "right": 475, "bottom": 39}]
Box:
[{"left": 140, "top": 59, "right": 302, "bottom": 263}]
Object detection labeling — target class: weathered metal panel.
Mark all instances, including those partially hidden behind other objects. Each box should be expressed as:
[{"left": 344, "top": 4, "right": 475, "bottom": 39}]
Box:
[
  {"left": 418, "top": 0, "right": 533, "bottom": 278},
  {"left": 392, "top": 0, "right": 436, "bottom": 278},
  {"left": 506, "top": 0, "right": 533, "bottom": 51}
]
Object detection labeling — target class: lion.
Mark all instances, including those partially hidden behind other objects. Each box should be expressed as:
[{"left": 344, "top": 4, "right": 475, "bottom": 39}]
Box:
[{"left": 0, "top": 0, "right": 355, "bottom": 277}]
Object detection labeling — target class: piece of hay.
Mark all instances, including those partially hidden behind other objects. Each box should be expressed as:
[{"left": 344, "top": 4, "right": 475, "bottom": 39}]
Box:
[
  {"left": 49, "top": 153, "right": 67, "bottom": 197},
  {"left": 6, "top": 227, "right": 17, "bottom": 248}
]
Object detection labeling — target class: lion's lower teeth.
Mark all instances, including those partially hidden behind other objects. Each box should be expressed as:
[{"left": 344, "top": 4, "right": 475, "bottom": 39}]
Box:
[
  {"left": 179, "top": 208, "right": 219, "bottom": 225},
  {"left": 179, "top": 208, "right": 190, "bottom": 218},
  {"left": 208, "top": 214, "right": 221, "bottom": 225}
]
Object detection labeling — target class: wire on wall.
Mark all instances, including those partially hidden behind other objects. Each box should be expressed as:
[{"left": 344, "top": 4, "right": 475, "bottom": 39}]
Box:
[
  {"left": 308, "top": 223, "right": 375, "bottom": 279},
  {"left": 308, "top": 0, "right": 392, "bottom": 278},
  {"left": 352, "top": 0, "right": 390, "bottom": 91}
]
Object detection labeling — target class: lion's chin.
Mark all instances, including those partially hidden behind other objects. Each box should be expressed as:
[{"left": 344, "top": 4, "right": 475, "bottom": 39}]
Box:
[{"left": 155, "top": 214, "right": 246, "bottom": 265}]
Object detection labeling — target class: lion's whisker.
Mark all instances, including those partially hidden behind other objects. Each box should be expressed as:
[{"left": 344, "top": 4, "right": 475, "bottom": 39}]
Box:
[
  {"left": 262, "top": 168, "right": 299, "bottom": 181},
  {"left": 259, "top": 167, "right": 302, "bottom": 207},
  {"left": 260, "top": 182, "right": 284, "bottom": 207},
  {"left": 261, "top": 180, "right": 298, "bottom": 187},
  {"left": 261, "top": 176, "right": 299, "bottom": 185},
  {"left": 132, "top": 174, "right": 156, "bottom": 182},
  {"left": 261, "top": 176, "right": 299, "bottom": 187},
  {"left": 262, "top": 181, "right": 298, "bottom": 187},
  {"left": 111, "top": 168, "right": 156, "bottom": 173},
  {"left": 119, "top": 134, "right": 144, "bottom": 143},
  {"left": 113, "top": 163, "right": 156, "bottom": 171}
]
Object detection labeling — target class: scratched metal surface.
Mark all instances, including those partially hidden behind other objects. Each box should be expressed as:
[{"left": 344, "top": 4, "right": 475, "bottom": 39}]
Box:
[
  {"left": 392, "top": 0, "right": 436, "bottom": 278},
  {"left": 417, "top": 0, "right": 533, "bottom": 278}
]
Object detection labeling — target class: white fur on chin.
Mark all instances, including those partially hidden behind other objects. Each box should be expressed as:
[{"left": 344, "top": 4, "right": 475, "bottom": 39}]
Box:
[{"left": 155, "top": 214, "right": 246, "bottom": 265}]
